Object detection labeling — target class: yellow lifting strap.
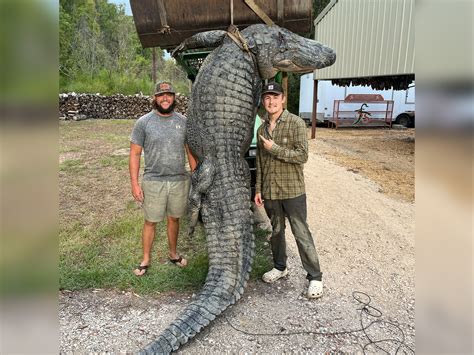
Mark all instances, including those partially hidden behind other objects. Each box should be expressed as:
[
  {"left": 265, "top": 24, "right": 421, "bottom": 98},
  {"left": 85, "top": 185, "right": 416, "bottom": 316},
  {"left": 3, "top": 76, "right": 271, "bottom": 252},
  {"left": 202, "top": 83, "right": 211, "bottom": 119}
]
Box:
[
  {"left": 226, "top": 24, "right": 258, "bottom": 69},
  {"left": 244, "top": 0, "right": 275, "bottom": 26},
  {"left": 227, "top": 24, "right": 250, "bottom": 52}
]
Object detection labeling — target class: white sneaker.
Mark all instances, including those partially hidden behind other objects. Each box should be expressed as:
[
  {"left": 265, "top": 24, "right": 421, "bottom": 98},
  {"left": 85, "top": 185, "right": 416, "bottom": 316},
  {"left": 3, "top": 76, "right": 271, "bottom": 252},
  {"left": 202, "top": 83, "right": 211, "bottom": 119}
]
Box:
[
  {"left": 262, "top": 268, "right": 289, "bottom": 283},
  {"left": 307, "top": 280, "right": 323, "bottom": 299}
]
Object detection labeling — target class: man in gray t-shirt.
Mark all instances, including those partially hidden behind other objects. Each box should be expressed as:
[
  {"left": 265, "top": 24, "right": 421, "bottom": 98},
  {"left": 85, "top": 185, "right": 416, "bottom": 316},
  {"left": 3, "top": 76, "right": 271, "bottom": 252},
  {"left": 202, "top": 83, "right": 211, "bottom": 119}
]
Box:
[{"left": 129, "top": 81, "right": 197, "bottom": 276}]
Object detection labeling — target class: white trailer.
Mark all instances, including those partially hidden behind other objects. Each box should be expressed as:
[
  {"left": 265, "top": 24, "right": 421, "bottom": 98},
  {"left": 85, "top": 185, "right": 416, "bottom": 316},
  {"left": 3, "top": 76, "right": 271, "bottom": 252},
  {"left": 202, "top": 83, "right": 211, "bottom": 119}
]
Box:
[{"left": 299, "top": 74, "right": 415, "bottom": 127}]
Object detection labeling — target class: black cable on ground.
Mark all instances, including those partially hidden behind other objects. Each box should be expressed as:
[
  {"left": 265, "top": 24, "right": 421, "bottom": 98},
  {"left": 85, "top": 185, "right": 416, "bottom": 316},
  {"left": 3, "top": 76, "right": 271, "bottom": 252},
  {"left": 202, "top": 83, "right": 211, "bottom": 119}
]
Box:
[{"left": 224, "top": 291, "right": 414, "bottom": 355}]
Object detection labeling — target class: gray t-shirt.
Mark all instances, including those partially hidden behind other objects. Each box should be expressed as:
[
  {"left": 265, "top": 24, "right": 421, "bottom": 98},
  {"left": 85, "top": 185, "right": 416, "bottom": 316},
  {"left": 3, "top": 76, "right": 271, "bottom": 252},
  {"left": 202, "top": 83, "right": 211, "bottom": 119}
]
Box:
[{"left": 130, "top": 110, "right": 188, "bottom": 181}]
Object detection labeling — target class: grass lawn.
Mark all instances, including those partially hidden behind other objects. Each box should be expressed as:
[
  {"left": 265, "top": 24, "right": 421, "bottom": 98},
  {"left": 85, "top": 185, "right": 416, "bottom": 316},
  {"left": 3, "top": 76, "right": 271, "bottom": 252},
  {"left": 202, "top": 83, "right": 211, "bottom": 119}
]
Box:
[{"left": 59, "top": 119, "right": 271, "bottom": 295}]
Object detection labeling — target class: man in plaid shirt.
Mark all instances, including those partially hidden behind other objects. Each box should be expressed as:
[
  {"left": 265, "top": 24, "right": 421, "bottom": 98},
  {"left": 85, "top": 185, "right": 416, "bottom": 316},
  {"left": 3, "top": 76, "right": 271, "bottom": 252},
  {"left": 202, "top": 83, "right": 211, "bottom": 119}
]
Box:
[{"left": 255, "top": 81, "right": 323, "bottom": 299}]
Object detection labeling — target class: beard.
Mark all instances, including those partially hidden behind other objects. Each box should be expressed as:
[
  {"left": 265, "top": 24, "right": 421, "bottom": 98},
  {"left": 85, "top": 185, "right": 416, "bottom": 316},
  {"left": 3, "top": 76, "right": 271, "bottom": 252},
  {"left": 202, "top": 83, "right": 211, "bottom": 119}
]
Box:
[{"left": 153, "top": 99, "right": 176, "bottom": 114}]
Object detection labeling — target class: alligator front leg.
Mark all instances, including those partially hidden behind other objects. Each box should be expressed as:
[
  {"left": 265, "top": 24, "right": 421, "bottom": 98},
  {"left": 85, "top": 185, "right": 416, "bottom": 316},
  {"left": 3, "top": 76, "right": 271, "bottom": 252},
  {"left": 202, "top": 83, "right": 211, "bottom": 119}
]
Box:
[
  {"left": 188, "top": 157, "right": 216, "bottom": 237},
  {"left": 172, "top": 30, "right": 227, "bottom": 57}
]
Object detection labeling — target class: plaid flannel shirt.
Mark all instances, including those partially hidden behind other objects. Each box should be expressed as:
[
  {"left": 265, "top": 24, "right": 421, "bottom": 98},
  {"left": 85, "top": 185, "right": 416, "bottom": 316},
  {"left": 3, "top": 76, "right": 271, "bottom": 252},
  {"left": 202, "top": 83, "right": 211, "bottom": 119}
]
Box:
[{"left": 255, "top": 109, "right": 308, "bottom": 200}]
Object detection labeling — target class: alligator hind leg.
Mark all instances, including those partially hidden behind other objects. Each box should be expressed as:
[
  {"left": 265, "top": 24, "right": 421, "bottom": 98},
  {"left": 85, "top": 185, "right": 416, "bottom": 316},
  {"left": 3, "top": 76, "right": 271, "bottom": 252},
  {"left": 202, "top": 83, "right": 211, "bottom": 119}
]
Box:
[{"left": 188, "top": 157, "right": 216, "bottom": 237}]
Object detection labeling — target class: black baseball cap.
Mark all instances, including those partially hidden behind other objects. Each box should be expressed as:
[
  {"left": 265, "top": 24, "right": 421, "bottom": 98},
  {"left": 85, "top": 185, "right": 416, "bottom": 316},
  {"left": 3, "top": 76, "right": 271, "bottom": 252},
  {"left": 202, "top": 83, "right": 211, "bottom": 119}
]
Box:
[{"left": 262, "top": 82, "right": 283, "bottom": 95}]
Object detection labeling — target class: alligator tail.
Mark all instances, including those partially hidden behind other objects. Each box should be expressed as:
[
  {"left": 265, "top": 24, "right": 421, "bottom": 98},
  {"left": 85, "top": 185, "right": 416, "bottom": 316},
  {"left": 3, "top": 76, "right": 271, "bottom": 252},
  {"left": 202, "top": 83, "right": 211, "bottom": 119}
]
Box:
[
  {"left": 140, "top": 159, "right": 255, "bottom": 354},
  {"left": 139, "top": 224, "right": 255, "bottom": 354}
]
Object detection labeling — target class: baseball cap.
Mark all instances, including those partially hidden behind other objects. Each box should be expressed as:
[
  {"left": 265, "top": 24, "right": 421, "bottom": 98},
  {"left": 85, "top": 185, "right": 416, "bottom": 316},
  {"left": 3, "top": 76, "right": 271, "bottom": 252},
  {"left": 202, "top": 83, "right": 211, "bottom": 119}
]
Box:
[
  {"left": 154, "top": 81, "right": 175, "bottom": 95},
  {"left": 262, "top": 82, "right": 283, "bottom": 95}
]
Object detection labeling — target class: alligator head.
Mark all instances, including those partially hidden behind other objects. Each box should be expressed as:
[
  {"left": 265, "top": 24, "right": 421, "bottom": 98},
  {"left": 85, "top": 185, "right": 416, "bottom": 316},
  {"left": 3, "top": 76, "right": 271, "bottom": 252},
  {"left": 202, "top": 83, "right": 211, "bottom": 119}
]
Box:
[{"left": 243, "top": 24, "right": 336, "bottom": 79}]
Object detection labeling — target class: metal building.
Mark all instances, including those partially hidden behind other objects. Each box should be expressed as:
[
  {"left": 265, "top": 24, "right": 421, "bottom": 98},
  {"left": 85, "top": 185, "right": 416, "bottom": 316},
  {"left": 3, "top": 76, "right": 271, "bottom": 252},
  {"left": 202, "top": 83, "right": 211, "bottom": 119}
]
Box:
[
  {"left": 304, "top": 0, "right": 415, "bottom": 135},
  {"left": 313, "top": 0, "right": 415, "bottom": 80}
]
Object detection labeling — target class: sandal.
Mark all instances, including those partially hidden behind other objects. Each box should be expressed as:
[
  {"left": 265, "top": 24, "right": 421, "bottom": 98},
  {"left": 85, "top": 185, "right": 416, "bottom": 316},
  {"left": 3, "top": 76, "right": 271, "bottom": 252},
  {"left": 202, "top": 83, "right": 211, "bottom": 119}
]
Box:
[
  {"left": 133, "top": 264, "right": 149, "bottom": 276},
  {"left": 169, "top": 256, "right": 187, "bottom": 268},
  {"left": 262, "top": 268, "right": 289, "bottom": 283},
  {"left": 307, "top": 280, "right": 323, "bottom": 299}
]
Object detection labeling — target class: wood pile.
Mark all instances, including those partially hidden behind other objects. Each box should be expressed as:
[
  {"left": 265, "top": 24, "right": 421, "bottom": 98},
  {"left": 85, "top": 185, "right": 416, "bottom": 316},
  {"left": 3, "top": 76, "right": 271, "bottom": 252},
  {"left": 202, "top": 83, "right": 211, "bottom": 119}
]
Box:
[{"left": 59, "top": 93, "right": 189, "bottom": 120}]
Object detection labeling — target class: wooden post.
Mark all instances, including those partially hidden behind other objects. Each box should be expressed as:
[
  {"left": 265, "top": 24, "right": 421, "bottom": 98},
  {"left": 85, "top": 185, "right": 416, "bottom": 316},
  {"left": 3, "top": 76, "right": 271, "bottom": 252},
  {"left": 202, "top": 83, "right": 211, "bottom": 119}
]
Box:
[
  {"left": 282, "top": 72, "right": 288, "bottom": 109},
  {"left": 311, "top": 79, "right": 319, "bottom": 139},
  {"left": 152, "top": 47, "right": 157, "bottom": 83}
]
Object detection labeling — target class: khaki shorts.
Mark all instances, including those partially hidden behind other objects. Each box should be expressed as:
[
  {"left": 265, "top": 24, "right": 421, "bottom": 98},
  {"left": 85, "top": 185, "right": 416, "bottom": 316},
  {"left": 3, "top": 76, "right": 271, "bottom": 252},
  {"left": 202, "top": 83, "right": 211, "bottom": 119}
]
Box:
[{"left": 141, "top": 179, "right": 190, "bottom": 222}]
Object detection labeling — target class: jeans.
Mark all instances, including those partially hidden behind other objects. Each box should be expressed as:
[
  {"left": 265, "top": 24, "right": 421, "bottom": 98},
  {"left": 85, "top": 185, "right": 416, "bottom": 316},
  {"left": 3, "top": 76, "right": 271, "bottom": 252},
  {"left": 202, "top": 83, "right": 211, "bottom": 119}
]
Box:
[{"left": 264, "top": 194, "right": 322, "bottom": 281}]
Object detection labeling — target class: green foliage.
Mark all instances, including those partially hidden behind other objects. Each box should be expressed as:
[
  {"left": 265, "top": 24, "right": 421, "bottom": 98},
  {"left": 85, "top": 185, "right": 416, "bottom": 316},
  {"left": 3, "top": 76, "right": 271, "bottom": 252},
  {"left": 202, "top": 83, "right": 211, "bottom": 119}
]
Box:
[
  {"left": 287, "top": 72, "right": 302, "bottom": 115},
  {"left": 251, "top": 228, "right": 273, "bottom": 278},
  {"left": 61, "top": 69, "right": 154, "bottom": 95},
  {"left": 314, "top": 0, "right": 332, "bottom": 17},
  {"left": 59, "top": 0, "right": 189, "bottom": 95}
]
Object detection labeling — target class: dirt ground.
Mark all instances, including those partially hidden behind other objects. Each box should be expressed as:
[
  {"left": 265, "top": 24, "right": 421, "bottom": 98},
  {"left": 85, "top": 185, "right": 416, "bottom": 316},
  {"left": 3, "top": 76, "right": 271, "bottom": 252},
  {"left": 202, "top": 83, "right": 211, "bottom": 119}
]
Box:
[
  {"left": 59, "top": 120, "right": 135, "bottom": 229},
  {"left": 310, "top": 127, "right": 415, "bottom": 203},
  {"left": 59, "top": 121, "right": 415, "bottom": 353}
]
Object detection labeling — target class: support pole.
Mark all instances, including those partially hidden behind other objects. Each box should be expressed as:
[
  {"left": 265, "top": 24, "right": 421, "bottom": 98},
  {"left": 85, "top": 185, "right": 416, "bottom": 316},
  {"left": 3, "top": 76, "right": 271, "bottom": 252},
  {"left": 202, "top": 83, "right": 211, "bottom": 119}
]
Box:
[
  {"left": 311, "top": 79, "right": 319, "bottom": 139},
  {"left": 282, "top": 72, "right": 288, "bottom": 109},
  {"left": 152, "top": 47, "right": 157, "bottom": 83}
]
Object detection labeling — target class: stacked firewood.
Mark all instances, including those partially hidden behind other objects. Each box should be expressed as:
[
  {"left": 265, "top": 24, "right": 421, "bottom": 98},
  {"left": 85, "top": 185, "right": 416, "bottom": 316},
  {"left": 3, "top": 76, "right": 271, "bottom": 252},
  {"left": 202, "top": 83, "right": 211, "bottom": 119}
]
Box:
[
  {"left": 173, "top": 94, "right": 189, "bottom": 115},
  {"left": 59, "top": 93, "right": 189, "bottom": 120}
]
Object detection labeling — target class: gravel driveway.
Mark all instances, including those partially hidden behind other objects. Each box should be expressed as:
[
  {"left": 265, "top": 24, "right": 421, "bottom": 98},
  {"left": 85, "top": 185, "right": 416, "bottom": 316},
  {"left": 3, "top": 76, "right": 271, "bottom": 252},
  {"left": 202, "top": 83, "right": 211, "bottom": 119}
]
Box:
[{"left": 60, "top": 138, "right": 415, "bottom": 353}]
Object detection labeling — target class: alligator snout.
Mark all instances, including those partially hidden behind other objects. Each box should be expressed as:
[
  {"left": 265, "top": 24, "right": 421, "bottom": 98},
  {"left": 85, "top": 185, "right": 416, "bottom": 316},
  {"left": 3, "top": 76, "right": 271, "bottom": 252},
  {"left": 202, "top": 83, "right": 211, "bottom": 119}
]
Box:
[
  {"left": 267, "top": 27, "right": 336, "bottom": 74},
  {"left": 323, "top": 46, "right": 337, "bottom": 66},
  {"left": 291, "top": 39, "right": 336, "bottom": 71}
]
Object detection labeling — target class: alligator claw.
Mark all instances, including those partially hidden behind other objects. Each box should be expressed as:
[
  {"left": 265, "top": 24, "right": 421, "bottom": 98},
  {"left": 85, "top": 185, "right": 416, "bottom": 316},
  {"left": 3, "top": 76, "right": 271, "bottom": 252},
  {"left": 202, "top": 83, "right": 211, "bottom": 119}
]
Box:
[
  {"left": 171, "top": 42, "right": 185, "bottom": 58},
  {"left": 187, "top": 209, "right": 199, "bottom": 238}
]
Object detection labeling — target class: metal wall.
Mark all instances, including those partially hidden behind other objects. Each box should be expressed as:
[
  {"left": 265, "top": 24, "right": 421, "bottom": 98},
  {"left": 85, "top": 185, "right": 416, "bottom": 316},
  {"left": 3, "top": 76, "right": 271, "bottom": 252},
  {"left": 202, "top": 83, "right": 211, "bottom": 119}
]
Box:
[{"left": 313, "top": 0, "right": 415, "bottom": 80}]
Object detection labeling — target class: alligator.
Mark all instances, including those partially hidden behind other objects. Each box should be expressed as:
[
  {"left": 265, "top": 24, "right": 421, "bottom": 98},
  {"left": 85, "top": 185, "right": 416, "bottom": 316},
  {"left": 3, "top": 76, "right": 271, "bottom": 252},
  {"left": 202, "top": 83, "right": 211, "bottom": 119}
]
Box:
[{"left": 140, "top": 24, "right": 335, "bottom": 354}]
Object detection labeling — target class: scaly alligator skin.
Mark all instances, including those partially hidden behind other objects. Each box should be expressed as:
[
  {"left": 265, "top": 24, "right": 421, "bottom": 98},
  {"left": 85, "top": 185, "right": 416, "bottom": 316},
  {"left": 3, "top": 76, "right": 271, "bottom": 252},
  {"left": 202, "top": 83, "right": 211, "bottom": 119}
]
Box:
[{"left": 140, "top": 24, "right": 335, "bottom": 354}]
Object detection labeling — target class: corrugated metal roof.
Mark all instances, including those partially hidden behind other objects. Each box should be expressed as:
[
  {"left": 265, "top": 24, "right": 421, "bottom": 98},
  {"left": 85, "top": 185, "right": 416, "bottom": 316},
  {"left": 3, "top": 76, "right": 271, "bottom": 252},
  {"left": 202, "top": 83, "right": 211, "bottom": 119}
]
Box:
[{"left": 313, "top": 0, "right": 415, "bottom": 80}]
